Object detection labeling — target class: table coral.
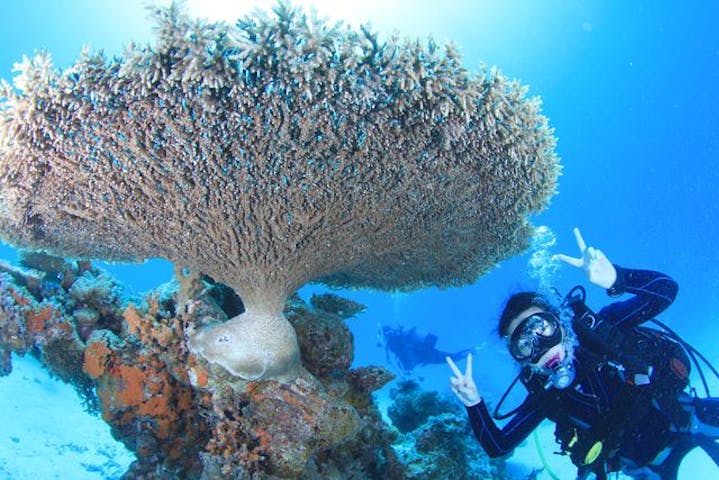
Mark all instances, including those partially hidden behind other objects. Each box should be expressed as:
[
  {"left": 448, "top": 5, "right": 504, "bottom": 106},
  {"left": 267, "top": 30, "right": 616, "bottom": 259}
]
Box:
[{"left": 0, "top": 2, "right": 560, "bottom": 383}]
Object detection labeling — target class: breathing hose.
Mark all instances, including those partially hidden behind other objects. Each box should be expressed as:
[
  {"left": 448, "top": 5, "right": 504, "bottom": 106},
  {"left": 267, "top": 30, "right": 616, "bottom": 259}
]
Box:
[{"left": 533, "top": 430, "right": 560, "bottom": 480}]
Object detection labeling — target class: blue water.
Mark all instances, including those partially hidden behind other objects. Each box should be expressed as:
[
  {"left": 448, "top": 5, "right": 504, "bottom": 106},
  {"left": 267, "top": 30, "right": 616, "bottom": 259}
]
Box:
[{"left": 0, "top": 1, "right": 718, "bottom": 478}]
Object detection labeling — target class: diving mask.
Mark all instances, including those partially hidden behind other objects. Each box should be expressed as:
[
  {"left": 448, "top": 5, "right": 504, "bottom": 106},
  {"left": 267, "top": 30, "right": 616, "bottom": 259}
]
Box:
[{"left": 509, "top": 311, "right": 562, "bottom": 363}]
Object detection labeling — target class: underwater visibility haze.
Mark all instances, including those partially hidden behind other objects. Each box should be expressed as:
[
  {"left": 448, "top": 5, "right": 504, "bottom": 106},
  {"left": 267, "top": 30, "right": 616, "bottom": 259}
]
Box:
[{"left": 0, "top": 1, "right": 718, "bottom": 478}]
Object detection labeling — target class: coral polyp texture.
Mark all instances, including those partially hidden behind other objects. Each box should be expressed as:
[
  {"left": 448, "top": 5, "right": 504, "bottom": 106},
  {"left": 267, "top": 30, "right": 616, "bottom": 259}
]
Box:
[{"left": 0, "top": 2, "right": 559, "bottom": 382}]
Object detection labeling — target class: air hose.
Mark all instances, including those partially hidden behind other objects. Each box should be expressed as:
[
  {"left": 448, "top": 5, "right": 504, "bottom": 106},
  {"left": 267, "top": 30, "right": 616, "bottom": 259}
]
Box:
[{"left": 533, "top": 430, "right": 560, "bottom": 480}]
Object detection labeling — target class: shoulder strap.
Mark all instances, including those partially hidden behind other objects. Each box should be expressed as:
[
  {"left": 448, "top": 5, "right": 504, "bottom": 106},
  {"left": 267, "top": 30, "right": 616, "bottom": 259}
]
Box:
[{"left": 564, "top": 286, "right": 648, "bottom": 375}]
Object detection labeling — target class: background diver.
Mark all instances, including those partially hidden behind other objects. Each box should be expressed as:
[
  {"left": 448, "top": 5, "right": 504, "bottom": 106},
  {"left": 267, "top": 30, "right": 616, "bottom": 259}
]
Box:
[
  {"left": 378, "top": 324, "right": 472, "bottom": 374},
  {"left": 447, "top": 227, "right": 719, "bottom": 479}
]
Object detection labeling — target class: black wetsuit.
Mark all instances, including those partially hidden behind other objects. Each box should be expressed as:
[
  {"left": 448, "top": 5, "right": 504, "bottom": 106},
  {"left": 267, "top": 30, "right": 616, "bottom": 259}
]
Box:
[{"left": 467, "top": 266, "right": 681, "bottom": 476}]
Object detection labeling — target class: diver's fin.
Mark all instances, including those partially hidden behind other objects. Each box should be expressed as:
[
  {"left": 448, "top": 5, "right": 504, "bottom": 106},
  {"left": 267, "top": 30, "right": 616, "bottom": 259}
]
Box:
[
  {"left": 696, "top": 436, "right": 719, "bottom": 470},
  {"left": 376, "top": 323, "right": 385, "bottom": 345},
  {"left": 694, "top": 397, "right": 719, "bottom": 432},
  {"left": 652, "top": 435, "right": 719, "bottom": 480},
  {"left": 424, "top": 333, "right": 438, "bottom": 348},
  {"left": 447, "top": 348, "right": 473, "bottom": 360}
]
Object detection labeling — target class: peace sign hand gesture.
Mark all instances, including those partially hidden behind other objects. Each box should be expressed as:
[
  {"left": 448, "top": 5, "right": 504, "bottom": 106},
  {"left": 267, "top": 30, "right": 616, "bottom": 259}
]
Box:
[
  {"left": 553, "top": 227, "right": 617, "bottom": 289},
  {"left": 446, "top": 353, "right": 482, "bottom": 407}
]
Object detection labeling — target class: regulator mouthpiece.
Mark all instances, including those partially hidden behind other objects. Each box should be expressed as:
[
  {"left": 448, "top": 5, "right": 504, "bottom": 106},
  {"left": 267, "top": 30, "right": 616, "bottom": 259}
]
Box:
[{"left": 546, "top": 362, "right": 575, "bottom": 390}]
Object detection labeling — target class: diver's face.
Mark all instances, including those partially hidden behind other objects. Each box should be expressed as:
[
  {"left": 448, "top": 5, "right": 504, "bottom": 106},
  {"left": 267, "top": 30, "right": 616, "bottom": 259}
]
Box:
[{"left": 507, "top": 307, "right": 566, "bottom": 370}]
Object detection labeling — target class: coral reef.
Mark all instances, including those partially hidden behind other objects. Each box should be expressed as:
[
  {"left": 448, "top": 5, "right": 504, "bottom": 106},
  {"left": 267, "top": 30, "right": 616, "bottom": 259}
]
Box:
[
  {"left": 286, "top": 293, "right": 356, "bottom": 384},
  {"left": 0, "top": 2, "right": 560, "bottom": 383},
  {"left": 387, "top": 379, "right": 459, "bottom": 434},
  {"left": 387, "top": 380, "right": 509, "bottom": 479},
  {"left": 0, "top": 254, "right": 409, "bottom": 478},
  {"left": 396, "top": 413, "right": 508, "bottom": 479}
]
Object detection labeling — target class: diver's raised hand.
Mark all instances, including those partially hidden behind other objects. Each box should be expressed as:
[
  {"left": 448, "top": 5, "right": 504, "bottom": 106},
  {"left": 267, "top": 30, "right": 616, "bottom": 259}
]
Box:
[
  {"left": 447, "top": 353, "right": 481, "bottom": 407},
  {"left": 553, "top": 227, "right": 617, "bottom": 289}
]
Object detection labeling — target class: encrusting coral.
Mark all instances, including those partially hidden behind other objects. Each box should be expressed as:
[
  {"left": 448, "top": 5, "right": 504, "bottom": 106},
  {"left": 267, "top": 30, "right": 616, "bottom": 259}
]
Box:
[{"left": 0, "top": 2, "right": 559, "bottom": 382}]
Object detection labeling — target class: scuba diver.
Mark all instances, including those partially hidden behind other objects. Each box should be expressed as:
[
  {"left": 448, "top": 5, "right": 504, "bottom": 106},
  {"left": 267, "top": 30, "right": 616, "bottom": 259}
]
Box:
[
  {"left": 447, "top": 227, "right": 719, "bottom": 479},
  {"left": 379, "top": 324, "right": 472, "bottom": 374}
]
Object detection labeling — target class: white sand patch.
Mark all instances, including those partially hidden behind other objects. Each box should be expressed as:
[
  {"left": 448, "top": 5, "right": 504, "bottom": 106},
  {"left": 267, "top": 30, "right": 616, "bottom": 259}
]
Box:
[{"left": 0, "top": 354, "right": 134, "bottom": 479}]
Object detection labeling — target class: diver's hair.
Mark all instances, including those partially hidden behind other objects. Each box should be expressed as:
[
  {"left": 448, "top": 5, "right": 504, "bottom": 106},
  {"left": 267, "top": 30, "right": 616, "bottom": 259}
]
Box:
[{"left": 497, "top": 291, "right": 559, "bottom": 338}]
